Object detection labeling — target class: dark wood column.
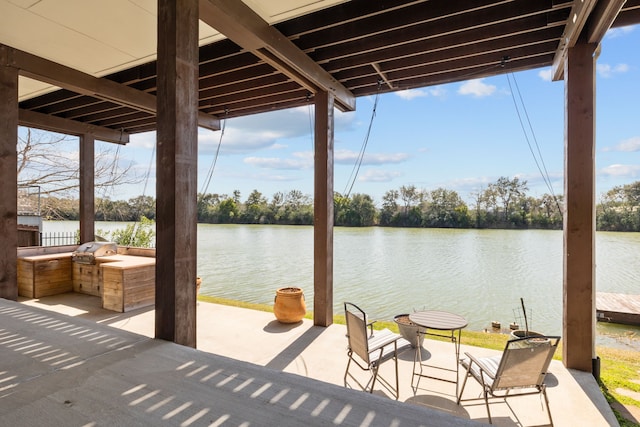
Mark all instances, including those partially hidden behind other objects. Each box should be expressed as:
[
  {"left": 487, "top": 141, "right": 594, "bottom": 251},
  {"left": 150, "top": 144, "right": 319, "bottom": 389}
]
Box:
[
  {"left": 79, "top": 134, "right": 95, "bottom": 243},
  {"left": 0, "top": 48, "right": 19, "bottom": 300},
  {"left": 313, "top": 91, "right": 335, "bottom": 326},
  {"left": 155, "top": 0, "right": 199, "bottom": 347},
  {"left": 563, "top": 37, "right": 597, "bottom": 371}
]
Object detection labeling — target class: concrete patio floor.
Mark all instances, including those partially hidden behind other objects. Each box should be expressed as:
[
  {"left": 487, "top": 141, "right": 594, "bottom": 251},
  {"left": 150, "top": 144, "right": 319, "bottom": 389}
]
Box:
[{"left": 5, "top": 292, "right": 619, "bottom": 426}]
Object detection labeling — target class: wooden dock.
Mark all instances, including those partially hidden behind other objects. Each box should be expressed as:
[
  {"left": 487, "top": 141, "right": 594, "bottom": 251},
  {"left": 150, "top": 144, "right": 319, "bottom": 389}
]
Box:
[{"left": 596, "top": 292, "right": 640, "bottom": 326}]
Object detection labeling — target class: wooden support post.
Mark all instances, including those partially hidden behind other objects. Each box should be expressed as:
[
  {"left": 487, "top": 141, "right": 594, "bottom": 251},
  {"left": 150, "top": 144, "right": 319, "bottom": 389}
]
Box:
[
  {"left": 155, "top": 0, "right": 199, "bottom": 347},
  {"left": 79, "top": 134, "right": 95, "bottom": 243},
  {"left": 0, "top": 48, "right": 19, "bottom": 300},
  {"left": 563, "top": 38, "right": 597, "bottom": 371},
  {"left": 314, "top": 91, "right": 335, "bottom": 326}
]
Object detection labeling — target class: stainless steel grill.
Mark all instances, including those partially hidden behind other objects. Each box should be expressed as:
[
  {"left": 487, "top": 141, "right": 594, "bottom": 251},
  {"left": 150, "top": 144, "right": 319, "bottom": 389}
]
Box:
[{"left": 72, "top": 241, "right": 117, "bottom": 264}]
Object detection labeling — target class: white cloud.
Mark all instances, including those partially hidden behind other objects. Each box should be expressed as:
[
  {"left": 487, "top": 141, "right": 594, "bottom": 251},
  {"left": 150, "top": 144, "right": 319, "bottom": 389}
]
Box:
[
  {"left": 538, "top": 68, "right": 553, "bottom": 82},
  {"left": 604, "top": 136, "right": 640, "bottom": 152},
  {"left": 600, "top": 164, "right": 640, "bottom": 177},
  {"left": 597, "top": 63, "right": 629, "bottom": 78},
  {"left": 243, "top": 155, "right": 313, "bottom": 170},
  {"left": 129, "top": 131, "right": 157, "bottom": 149},
  {"left": 358, "top": 169, "right": 402, "bottom": 183},
  {"left": 458, "top": 79, "right": 496, "bottom": 97},
  {"left": 334, "top": 149, "right": 410, "bottom": 165},
  {"left": 395, "top": 87, "right": 446, "bottom": 100},
  {"left": 130, "top": 106, "right": 357, "bottom": 159},
  {"left": 606, "top": 26, "right": 635, "bottom": 39},
  {"left": 428, "top": 86, "right": 447, "bottom": 97},
  {"left": 396, "top": 89, "right": 429, "bottom": 100}
]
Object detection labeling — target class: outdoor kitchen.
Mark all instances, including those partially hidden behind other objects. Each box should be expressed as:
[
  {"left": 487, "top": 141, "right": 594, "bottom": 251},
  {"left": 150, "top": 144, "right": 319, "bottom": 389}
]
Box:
[{"left": 17, "top": 242, "right": 155, "bottom": 312}]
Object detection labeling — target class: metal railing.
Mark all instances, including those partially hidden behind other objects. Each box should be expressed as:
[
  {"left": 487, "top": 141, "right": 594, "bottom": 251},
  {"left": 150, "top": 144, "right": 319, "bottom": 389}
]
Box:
[{"left": 40, "top": 231, "right": 78, "bottom": 247}]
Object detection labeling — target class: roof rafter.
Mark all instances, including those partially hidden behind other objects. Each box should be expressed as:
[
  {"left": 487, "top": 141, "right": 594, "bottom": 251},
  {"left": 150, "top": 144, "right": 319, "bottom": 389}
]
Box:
[
  {"left": 551, "top": 0, "right": 599, "bottom": 81},
  {"left": 18, "top": 109, "right": 130, "bottom": 145},
  {"left": 198, "top": 0, "right": 355, "bottom": 111},
  {"left": 587, "top": 0, "right": 627, "bottom": 43},
  {"left": 2, "top": 44, "right": 220, "bottom": 131}
]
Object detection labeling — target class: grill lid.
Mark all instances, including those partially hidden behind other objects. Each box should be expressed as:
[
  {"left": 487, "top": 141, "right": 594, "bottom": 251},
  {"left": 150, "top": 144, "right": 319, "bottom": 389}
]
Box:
[{"left": 72, "top": 241, "right": 117, "bottom": 264}]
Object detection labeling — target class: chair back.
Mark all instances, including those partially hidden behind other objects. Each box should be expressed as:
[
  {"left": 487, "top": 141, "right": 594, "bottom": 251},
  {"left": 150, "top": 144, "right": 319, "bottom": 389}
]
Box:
[
  {"left": 344, "top": 302, "right": 371, "bottom": 364},
  {"left": 492, "top": 336, "right": 560, "bottom": 390}
]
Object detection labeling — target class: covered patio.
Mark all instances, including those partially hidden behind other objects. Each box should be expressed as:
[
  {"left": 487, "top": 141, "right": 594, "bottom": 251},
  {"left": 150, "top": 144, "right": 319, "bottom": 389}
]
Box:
[
  {"left": 2, "top": 293, "right": 617, "bottom": 426},
  {"left": 2, "top": 2, "right": 640, "bottom": 423}
]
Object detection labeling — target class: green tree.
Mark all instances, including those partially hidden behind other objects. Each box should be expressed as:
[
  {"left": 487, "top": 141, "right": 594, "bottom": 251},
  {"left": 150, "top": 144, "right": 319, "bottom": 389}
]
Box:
[
  {"left": 398, "top": 185, "right": 422, "bottom": 226},
  {"left": 491, "top": 176, "right": 528, "bottom": 224},
  {"left": 423, "top": 188, "right": 470, "bottom": 228},
  {"left": 197, "top": 193, "right": 221, "bottom": 223},
  {"left": 379, "top": 189, "right": 399, "bottom": 226},
  {"left": 242, "top": 190, "right": 267, "bottom": 224},
  {"left": 128, "top": 195, "right": 156, "bottom": 220},
  {"left": 266, "top": 192, "right": 285, "bottom": 224},
  {"left": 597, "top": 183, "right": 639, "bottom": 231},
  {"left": 100, "top": 216, "right": 155, "bottom": 248},
  {"left": 335, "top": 193, "right": 376, "bottom": 226},
  {"left": 282, "top": 190, "right": 313, "bottom": 224},
  {"left": 218, "top": 197, "right": 239, "bottom": 223}
]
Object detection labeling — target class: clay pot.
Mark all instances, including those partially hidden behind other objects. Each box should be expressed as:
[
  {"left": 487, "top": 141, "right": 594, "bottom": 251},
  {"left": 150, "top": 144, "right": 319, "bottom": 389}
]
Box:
[
  {"left": 274, "top": 287, "right": 306, "bottom": 323},
  {"left": 394, "top": 314, "right": 425, "bottom": 348},
  {"left": 509, "top": 330, "right": 549, "bottom": 347}
]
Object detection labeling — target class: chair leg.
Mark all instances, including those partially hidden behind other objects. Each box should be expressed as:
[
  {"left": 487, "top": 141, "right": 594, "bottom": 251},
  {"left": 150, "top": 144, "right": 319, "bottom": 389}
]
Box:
[
  {"left": 369, "top": 364, "right": 379, "bottom": 393},
  {"left": 344, "top": 352, "right": 353, "bottom": 387},
  {"left": 389, "top": 347, "right": 400, "bottom": 400},
  {"left": 542, "top": 385, "right": 554, "bottom": 427},
  {"left": 456, "top": 363, "right": 471, "bottom": 404},
  {"left": 484, "top": 389, "right": 493, "bottom": 424}
]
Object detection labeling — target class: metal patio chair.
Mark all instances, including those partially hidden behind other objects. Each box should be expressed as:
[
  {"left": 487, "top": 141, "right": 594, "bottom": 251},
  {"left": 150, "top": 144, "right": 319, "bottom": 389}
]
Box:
[
  {"left": 457, "top": 335, "right": 561, "bottom": 426},
  {"left": 343, "top": 302, "right": 411, "bottom": 399}
]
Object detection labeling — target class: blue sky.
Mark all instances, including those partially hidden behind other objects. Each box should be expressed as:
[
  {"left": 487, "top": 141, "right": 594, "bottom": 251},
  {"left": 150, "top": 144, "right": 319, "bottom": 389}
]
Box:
[{"left": 100, "top": 25, "right": 639, "bottom": 206}]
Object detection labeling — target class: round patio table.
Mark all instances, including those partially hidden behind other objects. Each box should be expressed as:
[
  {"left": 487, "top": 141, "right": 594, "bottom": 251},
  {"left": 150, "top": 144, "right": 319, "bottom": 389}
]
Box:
[{"left": 409, "top": 310, "right": 468, "bottom": 395}]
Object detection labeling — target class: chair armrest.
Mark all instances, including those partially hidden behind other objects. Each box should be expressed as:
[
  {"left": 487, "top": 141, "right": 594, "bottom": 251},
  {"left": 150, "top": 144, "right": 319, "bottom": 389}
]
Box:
[{"left": 366, "top": 320, "right": 377, "bottom": 336}]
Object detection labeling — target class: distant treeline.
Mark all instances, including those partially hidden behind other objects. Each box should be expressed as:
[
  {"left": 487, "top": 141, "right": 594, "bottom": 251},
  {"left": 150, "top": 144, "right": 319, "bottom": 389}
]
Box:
[{"left": 38, "top": 177, "right": 640, "bottom": 232}]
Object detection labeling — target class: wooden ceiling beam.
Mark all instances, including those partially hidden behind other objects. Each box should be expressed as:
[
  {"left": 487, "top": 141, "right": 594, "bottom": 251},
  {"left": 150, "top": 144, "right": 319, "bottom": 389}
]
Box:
[
  {"left": 613, "top": 0, "right": 640, "bottom": 27},
  {"left": 551, "top": 0, "right": 599, "bottom": 81},
  {"left": 202, "top": 92, "right": 311, "bottom": 118},
  {"left": 18, "top": 109, "right": 129, "bottom": 144},
  {"left": 4, "top": 44, "right": 220, "bottom": 131},
  {"left": 349, "top": 55, "right": 554, "bottom": 96},
  {"left": 200, "top": 81, "right": 302, "bottom": 109},
  {"left": 198, "top": 0, "right": 355, "bottom": 111},
  {"left": 586, "top": 0, "right": 627, "bottom": 44},
  {"left": 308, "top": 1, "right": 556, "bottom": 64},
  {"left": 330, "top": 27, "right": 563, "bottom": 80},
  {"left": 292, "top": 0, "right": 520, "bottom": 53}
]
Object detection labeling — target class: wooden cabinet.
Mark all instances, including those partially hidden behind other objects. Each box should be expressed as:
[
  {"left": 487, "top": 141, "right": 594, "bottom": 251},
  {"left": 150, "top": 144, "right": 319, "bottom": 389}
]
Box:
[
  {"left": 72, "top": 258, "right": 118, "bottom": 297},
  {"left": 72, "top": 263, "right": 101, "bottom": 296},
  {"left": 101, "top": 257, "right": 155, "bottom": 312},
  {"left": 17, "top": 250, "right": 155, "bottom": 313},
  {"left": 17, "top": 253, "right": 73, "bottom": 298}
]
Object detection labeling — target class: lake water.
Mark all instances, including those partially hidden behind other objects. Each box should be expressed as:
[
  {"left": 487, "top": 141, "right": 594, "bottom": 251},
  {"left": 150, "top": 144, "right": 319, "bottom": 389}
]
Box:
[{"left": 43, "top": 221, "right": 640, "bottom": 349}]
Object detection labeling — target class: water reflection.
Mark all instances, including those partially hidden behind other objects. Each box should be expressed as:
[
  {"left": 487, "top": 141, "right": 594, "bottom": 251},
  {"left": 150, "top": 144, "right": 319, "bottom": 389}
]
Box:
[{"left": 44, "top": 221, "right": 640, "bottom": 349}]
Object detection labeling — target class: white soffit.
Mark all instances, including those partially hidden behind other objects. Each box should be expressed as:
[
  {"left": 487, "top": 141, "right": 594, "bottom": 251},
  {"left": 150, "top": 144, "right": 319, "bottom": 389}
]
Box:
[{"left": 0, "top": 0, "right": 348, "bottom": 101}]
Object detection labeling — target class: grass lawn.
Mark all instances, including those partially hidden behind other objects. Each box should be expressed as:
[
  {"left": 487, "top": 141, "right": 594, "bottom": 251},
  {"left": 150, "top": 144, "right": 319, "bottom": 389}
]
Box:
[{"left": 199, "top": 295, "right": 640, "bottom": 426}]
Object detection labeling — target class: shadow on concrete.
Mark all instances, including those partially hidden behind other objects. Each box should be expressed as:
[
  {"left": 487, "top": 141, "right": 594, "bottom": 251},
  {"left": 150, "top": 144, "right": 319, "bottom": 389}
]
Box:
[
  {"left": 263, "top": 319, "right": 305, "bottom": 333},
  {"left": 264, "top": 326, "right": 326, "bottom": 371},
  {"left": 19, "top": 292, "right": 155, "bottom": 330},
  {"left": 405, "top": 394, "right": 472, "bottom": 420},
  {"left": 543, "top": 372, "right": 558, "bottom": 387}
]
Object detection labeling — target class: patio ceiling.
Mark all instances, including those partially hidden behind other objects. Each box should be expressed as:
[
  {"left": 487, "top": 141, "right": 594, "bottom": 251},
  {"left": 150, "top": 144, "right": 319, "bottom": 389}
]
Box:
[{"left": 2, "top": 0, "right": 640, "bottom": 140}]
